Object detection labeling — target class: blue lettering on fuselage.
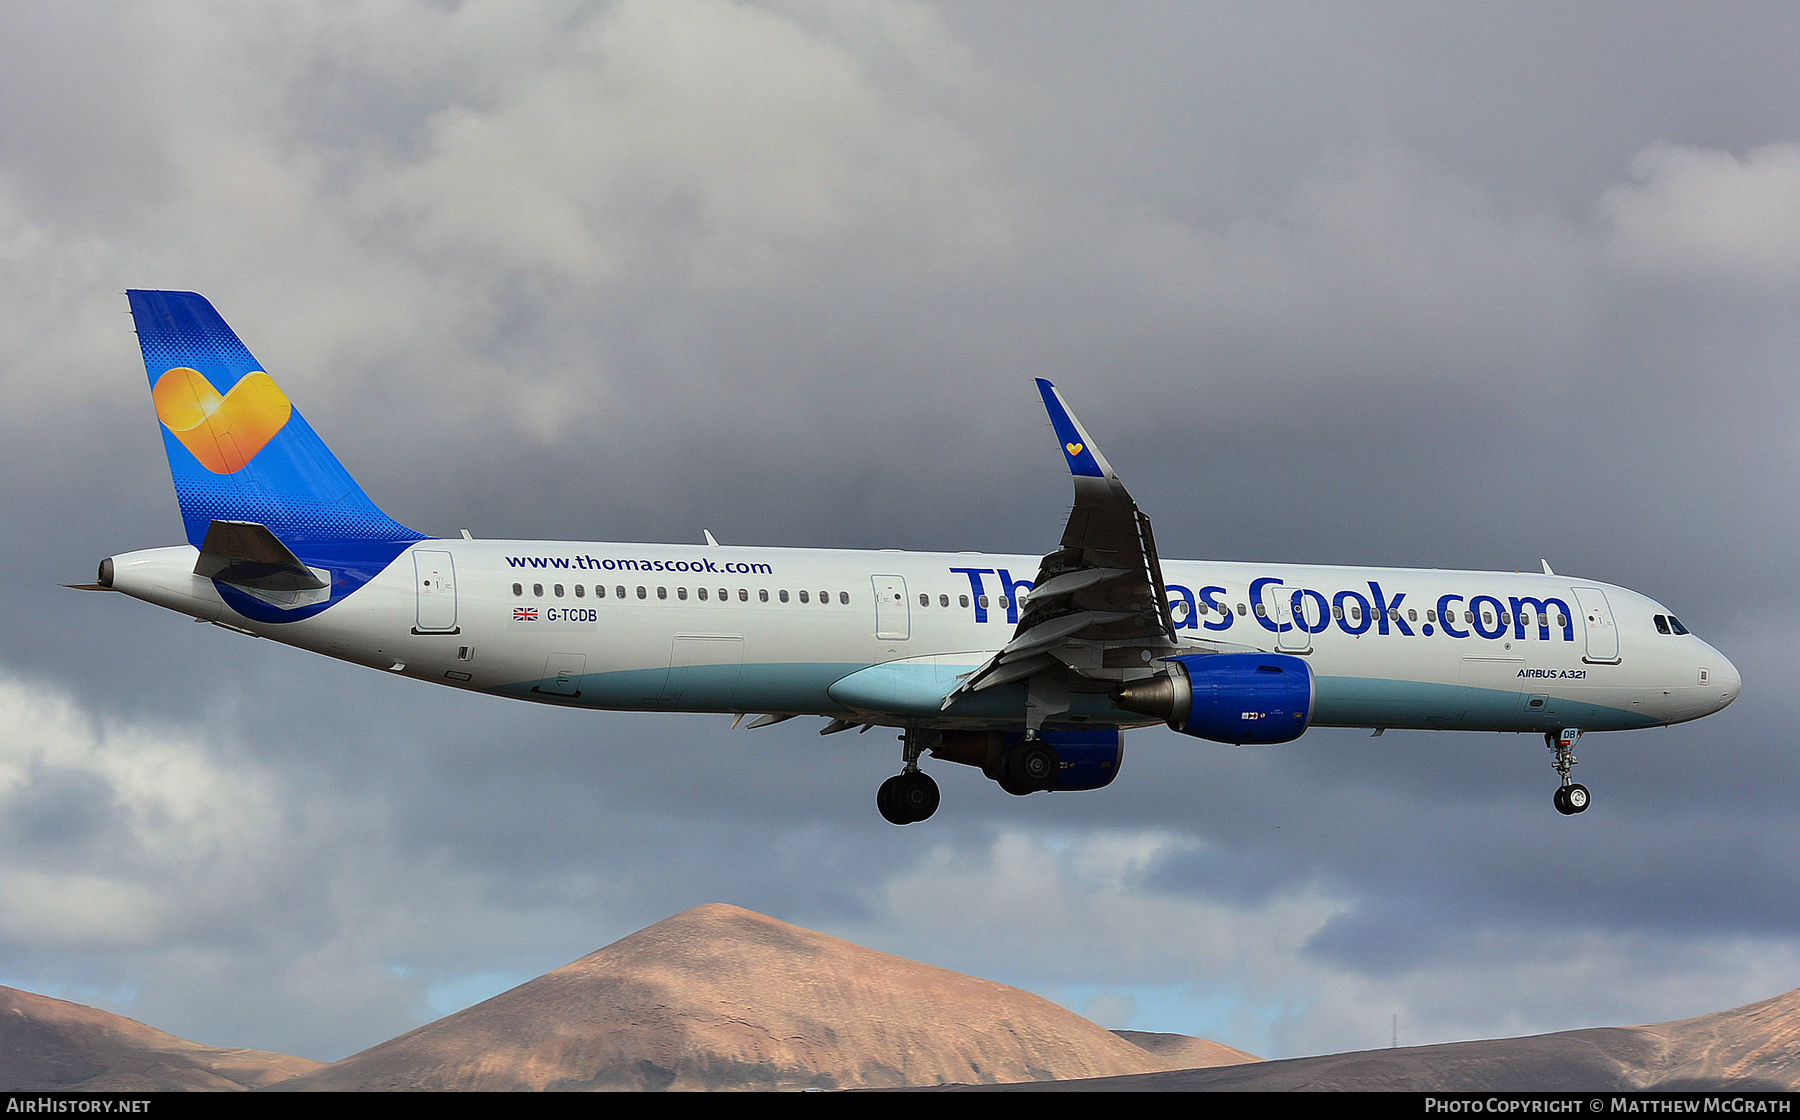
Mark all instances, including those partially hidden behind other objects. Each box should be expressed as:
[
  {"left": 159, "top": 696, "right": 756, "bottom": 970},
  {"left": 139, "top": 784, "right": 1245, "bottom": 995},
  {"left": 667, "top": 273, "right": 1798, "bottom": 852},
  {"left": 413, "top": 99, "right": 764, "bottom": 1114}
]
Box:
[{"left": 945, "top": 568, "right": 1576, "bottom": 644}]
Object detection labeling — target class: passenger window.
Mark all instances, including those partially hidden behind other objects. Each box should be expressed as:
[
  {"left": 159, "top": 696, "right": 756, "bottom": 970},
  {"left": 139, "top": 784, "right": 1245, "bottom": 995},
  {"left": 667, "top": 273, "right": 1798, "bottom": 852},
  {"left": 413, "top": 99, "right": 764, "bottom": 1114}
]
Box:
[
  {"left": 512, "top": 583, "right": 523, "bottom": 597},
  {"left": 698, "top": 588, "right": 708, "bottom": 601},
  {"left": 533, "top": 583, "right": 544, "bottom": 597},
  {"left": 1427, "top": 609, "right": 1436, "bottom": 622},
  {"left": 799, "top": 590, "right": 809, "bottom": 603},
  {"left": 575, "top": 584, "right": 585, "bottom": 598},
  {"left": 1332, "top": 606, "right": 1344, "bottom": 620},
  {"left": 636, "top": 586, "right": 646, "bottom": 599},
  {"left": 979, "top": 595, "right": 990, "bottom": 608},
  {"left": 998, "top": 596, "right": 1009, "bottom": 610},
  {"left": 1408, "top": 609, "right": 1417, "bottom": 621},
  {"left": 739, "top": 589, "right": 748, "bottom": 601},
  {"left": 919, "top": 593, "right": 928, "bottom": 607},
  {"left": 1237, "top": 603, "right": 1246, "bottom": 615},
  {"left": 719, "top": 589, "right": 727, "bottom": 601},
  {"left": 940, "top": 594, "right": 949, "bottom": 607},
  {"left": 758, "top": 589, "right": 768, "bottom": 602},
  {"left": 780, "top": 590, "right": 790, "bottom": 603},
  {"left": 959, "top": 595, "right": 969, "bottom": 608},
  {"left": 657, "top": 587, "right": 668, "bottom": 600},
  {"left": 1557, "top": 613, "right": 1568, "bottom": 627},
  {"left": 554, "top": 584, "right": 564, "bottom": 597},
  {"left": 597, "top": 585, "right": 607, "bottom": 599},
  {"left": 840, "top": 591, "right": 850, "bottom": 605}
]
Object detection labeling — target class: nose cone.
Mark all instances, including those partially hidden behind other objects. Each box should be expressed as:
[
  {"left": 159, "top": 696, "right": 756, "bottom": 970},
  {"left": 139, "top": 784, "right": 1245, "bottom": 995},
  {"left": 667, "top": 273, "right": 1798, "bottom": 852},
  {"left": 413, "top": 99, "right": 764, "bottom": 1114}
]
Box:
[{"left": 1710, "top": 649, "right": 1742, "bottom": 711}]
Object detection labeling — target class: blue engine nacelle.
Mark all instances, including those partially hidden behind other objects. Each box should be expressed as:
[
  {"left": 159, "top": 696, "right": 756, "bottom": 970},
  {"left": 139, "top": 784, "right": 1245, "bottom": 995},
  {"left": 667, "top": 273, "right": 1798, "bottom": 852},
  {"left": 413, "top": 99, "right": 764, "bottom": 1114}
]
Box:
[{"left": 1111, "top": 652, "right": 1314, "bottom": 745}]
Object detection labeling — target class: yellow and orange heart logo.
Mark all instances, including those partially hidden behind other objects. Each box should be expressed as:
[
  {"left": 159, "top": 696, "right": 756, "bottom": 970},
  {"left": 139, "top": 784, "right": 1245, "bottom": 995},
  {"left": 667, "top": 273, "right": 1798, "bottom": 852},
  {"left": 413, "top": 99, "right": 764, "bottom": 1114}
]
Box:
[
  {"left": 152, "top": 367, "right": 293, "bottom": 475},
  {"left": 1065, "top": 442, "right": 1084, "bottom": 456}
]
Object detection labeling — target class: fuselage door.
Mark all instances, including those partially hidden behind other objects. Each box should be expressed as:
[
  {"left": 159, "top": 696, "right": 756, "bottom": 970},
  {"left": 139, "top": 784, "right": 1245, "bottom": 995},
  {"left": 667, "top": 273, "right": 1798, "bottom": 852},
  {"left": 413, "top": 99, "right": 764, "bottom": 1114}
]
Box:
[
  {"left": 1571, "top": 586, "right": 1621, "bottom": 664},
  {"left": 873, "top": 575, "right": 910, "bottom": 641},
  {"left": 413, "top": 549, "right": 459, "bottom": 634},
  {"left": 1260, "top": 583, "right": 1311, "bottom": 652}
]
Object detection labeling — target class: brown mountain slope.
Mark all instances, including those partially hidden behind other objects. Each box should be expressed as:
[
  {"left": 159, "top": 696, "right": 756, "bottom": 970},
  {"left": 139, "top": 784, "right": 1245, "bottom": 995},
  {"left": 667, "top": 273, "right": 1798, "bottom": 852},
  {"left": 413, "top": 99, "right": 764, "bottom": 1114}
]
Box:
[
  {"left": 0, "top": 986, "right": 324, "bottom": 1092},
  {"left": 1113, "top": 1030, "right": 1261, "bottom": 1070},
  {"left": 274, "top": 903, "right": 1207, "bottom": 1091},
  {"left": 951, "top": 987, "right": 1800, "bottom": 1091}
]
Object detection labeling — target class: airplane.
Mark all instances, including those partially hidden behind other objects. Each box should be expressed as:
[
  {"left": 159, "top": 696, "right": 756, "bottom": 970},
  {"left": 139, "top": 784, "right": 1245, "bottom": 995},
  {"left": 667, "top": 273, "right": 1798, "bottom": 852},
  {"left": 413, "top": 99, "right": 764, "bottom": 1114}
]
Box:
[{"left": 78, "top": 290, "right": 1741, "bottom": 824}]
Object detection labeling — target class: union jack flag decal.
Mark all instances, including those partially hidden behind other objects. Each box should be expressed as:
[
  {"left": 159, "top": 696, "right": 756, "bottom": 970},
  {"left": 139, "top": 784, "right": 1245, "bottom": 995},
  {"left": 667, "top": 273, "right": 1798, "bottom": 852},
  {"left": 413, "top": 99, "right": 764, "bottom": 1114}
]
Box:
[{"left": 513, "top": 607, "right": 538, "bottom": 621}]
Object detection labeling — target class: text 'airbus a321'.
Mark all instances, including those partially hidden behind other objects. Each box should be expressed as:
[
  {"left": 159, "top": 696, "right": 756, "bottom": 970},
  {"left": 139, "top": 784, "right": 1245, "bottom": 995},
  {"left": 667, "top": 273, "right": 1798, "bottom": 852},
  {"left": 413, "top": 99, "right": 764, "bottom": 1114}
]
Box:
[{"left": 78, "top": 291, "right": 1741, "bottom": 823}]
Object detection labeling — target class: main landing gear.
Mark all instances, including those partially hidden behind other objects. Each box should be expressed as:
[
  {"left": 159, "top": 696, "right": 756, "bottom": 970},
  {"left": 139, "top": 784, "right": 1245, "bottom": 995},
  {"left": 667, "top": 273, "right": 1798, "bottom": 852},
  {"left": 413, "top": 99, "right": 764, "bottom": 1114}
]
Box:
[
  {"left": 994, "top": 737, "right": 1058, "bottom": 797},
  {"left": 1546, "top": 727, "right": 1590, "bottom": 815},
  {"left": 877, "top": 729, "right": 940, "bottom": 825}
]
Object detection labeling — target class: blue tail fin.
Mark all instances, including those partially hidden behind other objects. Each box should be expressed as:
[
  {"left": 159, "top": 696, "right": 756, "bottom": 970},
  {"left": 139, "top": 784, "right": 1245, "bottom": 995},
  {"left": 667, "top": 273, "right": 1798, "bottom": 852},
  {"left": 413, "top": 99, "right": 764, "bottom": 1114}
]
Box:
[{"left": 128, "top": 290, "right": 421, "bottom": 550}]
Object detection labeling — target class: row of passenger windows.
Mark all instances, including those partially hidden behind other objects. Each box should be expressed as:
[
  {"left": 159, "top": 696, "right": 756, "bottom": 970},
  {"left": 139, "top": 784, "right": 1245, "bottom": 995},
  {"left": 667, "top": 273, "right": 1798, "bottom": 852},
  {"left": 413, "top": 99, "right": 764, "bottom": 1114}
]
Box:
[
  {"left": 510, "top": 583, "right": 1007, "bottom": 610},
  {"left": 505, "top": 581, "right": 1590, "bottom": 631},
  {"left": 513, "top": 582, "right": 854, "bottom": 604}
]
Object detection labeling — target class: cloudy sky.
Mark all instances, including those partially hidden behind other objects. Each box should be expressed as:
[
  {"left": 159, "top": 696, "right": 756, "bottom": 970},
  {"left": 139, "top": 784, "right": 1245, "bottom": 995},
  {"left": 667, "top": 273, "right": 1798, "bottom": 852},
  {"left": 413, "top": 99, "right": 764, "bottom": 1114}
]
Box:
[{"left": 2, "top": 0, "right": 1797, "bottom": 1063}]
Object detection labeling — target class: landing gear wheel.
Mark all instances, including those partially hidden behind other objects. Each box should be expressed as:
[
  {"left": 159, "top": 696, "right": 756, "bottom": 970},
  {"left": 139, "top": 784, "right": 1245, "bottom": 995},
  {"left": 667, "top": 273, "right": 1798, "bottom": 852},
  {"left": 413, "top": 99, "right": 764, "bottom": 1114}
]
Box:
[
  {"left": 877, "top": 772, "right": 940, "bottom": 825},
  {"left": 1558, "top": 783, "right": 1590, "bottom": 815},
  {"left": 896, "top": 771, "right": 939, "bottom": 822},
  {"left": 996, "top": 774, "right": 1036, "bottom": 797},
  {"left": 1545, "top": 729, "right": 1588, "bottom": 816},
  {"left": 1004, "top": 742, "right": 1060, "bottom": 793},
  {"left": 877, "top": 775, "right": 907, "bottom": 824}
]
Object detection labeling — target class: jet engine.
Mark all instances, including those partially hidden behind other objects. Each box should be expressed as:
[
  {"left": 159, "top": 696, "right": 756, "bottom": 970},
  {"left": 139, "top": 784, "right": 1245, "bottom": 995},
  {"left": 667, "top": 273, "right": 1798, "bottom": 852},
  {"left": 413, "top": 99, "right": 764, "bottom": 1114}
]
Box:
[{"left": 1112, "top": 653, "right": 1314, "bottom": 745}]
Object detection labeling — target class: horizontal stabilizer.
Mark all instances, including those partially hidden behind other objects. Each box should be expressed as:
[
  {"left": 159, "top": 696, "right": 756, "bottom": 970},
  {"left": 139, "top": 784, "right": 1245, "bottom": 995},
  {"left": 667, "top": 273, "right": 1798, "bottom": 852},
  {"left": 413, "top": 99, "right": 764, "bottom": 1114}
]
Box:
[{"left": 194, "top": 520, "right": 329, "bottom": 592}]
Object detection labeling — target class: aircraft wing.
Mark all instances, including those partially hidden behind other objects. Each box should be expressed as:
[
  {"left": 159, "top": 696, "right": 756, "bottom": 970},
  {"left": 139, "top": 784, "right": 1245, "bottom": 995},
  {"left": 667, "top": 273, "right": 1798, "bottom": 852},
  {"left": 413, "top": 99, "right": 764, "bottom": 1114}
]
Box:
[{"left": 946, "top": 380, "right": 1207, "bottom": 727}]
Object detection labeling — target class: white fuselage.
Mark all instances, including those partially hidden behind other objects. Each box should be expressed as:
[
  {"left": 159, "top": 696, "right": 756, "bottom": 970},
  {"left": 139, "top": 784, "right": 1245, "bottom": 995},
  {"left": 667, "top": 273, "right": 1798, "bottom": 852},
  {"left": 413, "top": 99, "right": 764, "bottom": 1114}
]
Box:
[{"left": 105, "top": 539, "right": 1741, "bottom": 737}]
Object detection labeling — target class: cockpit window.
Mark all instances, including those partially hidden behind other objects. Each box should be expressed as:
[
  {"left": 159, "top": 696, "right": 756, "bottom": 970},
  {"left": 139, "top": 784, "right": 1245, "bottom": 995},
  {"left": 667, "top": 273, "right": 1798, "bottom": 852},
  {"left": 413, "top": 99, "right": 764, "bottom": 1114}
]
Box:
[
  {"left": 1655, "top": 614, "right": 1671, "bottom": 635},
  {"left": 1668, "top": 616, "right": 1689, "bottom": 635}
]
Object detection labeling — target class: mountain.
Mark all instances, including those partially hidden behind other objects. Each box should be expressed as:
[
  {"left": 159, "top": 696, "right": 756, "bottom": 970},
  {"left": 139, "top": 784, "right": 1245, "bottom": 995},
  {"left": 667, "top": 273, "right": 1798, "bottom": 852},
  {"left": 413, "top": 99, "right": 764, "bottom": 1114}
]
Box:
[
  {"left": 0, "top": 986, "right": 323, "bottom": 1092},
  {"left": 952, "top": 987, "right": 1800, "bottom": 1092},
  {"left": 273, "top": 903, "right": 1224, "bottom": 1090}
]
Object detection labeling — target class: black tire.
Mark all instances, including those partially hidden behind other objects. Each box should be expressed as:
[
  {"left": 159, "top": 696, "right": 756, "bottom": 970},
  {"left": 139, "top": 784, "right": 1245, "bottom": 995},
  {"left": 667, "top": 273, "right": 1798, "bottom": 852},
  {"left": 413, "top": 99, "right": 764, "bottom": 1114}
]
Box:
[
  {"left": 897, "top": 772, "right": 940, "bottom": 822},
  {"left": 1564, "top": 783, "right": 1590, "bottom": 814},
  {"left": 1010, "top": 742, "right": 1060, "bottom": 792},
  {"left": 996, "top": 773, "right": 1036, "bottom": 797},
  {"left": 1553, "top": 786, "right": 1572, "bottom": 815},
  {"left": 877, "top": 775, "right": 909, "bottom": 825}
]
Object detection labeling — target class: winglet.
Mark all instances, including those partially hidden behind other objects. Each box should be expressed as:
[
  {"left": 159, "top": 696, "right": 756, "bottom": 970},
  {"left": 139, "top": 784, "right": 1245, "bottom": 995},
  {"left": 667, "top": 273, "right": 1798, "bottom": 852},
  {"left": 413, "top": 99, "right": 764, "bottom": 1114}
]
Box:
[{"left": 1035, "top": 379, "right": 1115, "bottom": 479}]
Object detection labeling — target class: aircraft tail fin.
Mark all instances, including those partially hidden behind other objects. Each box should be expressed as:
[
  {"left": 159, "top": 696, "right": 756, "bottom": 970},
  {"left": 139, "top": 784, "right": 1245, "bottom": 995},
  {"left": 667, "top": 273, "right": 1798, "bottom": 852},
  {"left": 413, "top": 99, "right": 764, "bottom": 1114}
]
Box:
[{"left": 127, "top": 290, "right": 421, "bottom": 550}]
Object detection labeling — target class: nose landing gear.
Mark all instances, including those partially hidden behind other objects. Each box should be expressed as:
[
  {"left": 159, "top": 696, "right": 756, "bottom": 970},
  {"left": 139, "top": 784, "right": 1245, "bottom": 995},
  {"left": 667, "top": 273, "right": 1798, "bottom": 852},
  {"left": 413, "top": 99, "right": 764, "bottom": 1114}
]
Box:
[{"left": 1546, "top": 727, "right": 1590, "bottom": 815}]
